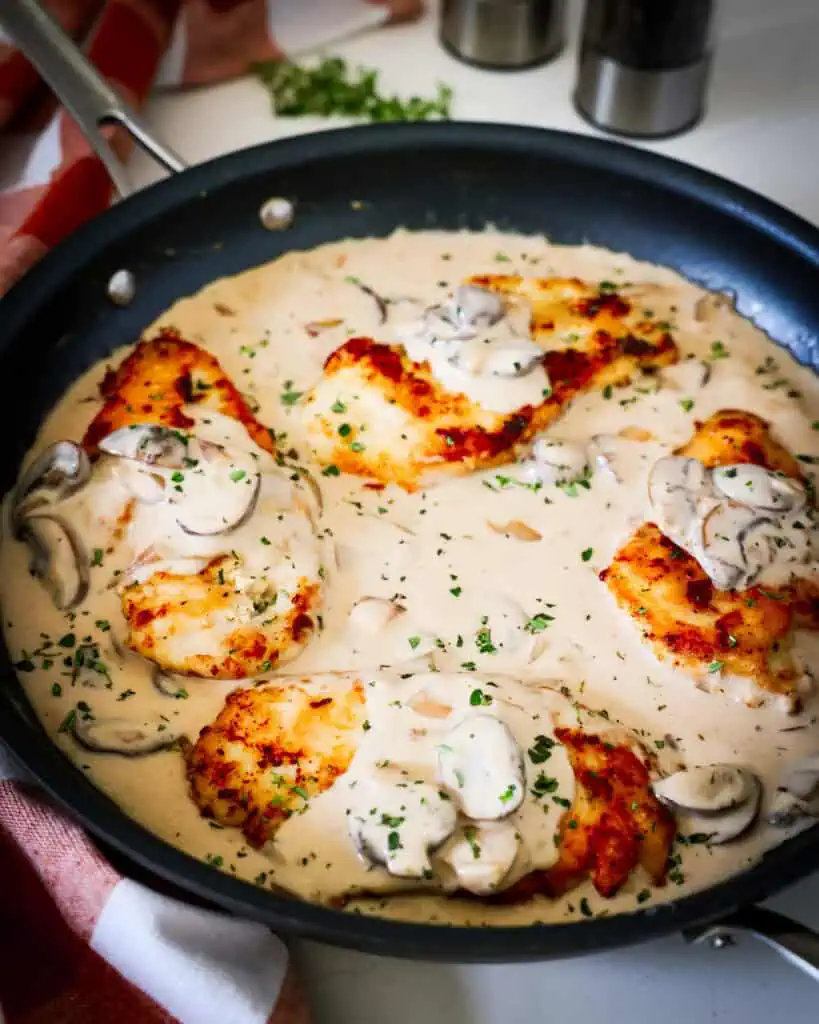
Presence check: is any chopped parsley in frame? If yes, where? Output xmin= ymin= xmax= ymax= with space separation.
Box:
xmin=581 ymin=547 xmax=593 ymax=562
xmin=229 ymin=469 xmax=246 ymax=482
xmin=679 ymin=398 xmax=694 ymax=413
xmin=710 ymin=340 xmax=730 ymax=360
xmin=280 ymin=381 xmax=304 ymax=406
xmin=252 ymin=57 xmax=452 ymax=123
xmin=387 ymin=831 xmax=402 ymax=852
xmin=469 ymin=688 xmax=492 ymax=707
xmin=527 ymin=734 xmax=555 ymax=764
xmin=531 ymin=773 xmax=559 ymax=797
xmin=90 ymin=547 xmax=104 ymax=567
xmin=525 ymin=613 xmax=554 ymax=634
xmin=475 ymin=627 xmax=496 ymax=654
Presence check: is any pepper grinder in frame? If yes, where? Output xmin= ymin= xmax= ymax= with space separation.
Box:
xmin=440 ymin=0 xmax=566 ymax=71
xmin=574 ymin=0 xmax=717 ymax=139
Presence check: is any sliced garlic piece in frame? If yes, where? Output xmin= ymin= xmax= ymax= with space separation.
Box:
xmin=438 ymin=715 xmax=524 ymax=820
xmin=487 ymin=520 xmax=542 ymax=542
xmin=441 ymin=821 xmax=520 ymax=895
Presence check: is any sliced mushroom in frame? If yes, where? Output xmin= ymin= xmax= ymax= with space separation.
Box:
xmin=438 ymin=715 xmax=524 ymax=820
xmin=18 ymin=512 xmax=89 ymax=610
xmin=780 ymin=752 xmax=819 ymax=803
xmin=648 ymin=456 xmax=710 ymax=535
xmin=441 ymin=821 xmax=520 ymax=895
xmin=71 ymin=715 xmax=182 ymax=756
xmin=480 ymin=340 xmax=544 ymax=378
xmin=14 ymin=441 xmax=91 ymax=520
xmin=348 ymin=279 xmax=388 ymax=324
xmin=712 ymin=464 xmax=807 ymax=515
xmin=348 ymin=596 xmax=406 ymax=634
xmin=587 ymin=434 xmax=622 ymax=483
xmin=171 ymin=444 xmax=261 ymax=536
xmin=347 ymin=774 xmax=457 ymax=879
xmin=113 ymin=462 xmax=166 ymax=504
xmin=767 ymin=789 xmax=817 ymax=829
xmin=480 ymin=594 xmax=530 ymax=654
xmin=71 ymin=643 xmax=112 ymax=688
xmin=652 ymin=764 xmax=761 ymax=844
xmin=700 ymin=503 xmax=775 ymax=590
xmin=453 ymin=284 xmax=505 ymax=328
xmin=115 ymin=547 xmax=211 ymax=589
xmin=528 ymin=438 xmax=589 ymax=487
xmin=98 ymin=424 xmax=188 ymax=468
xmin=152 ymin=667 xmax=189 ymax=699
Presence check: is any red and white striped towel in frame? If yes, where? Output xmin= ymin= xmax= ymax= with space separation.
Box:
xmin=0 ymin=0 xmax=423 ymax=294
xmin=0 ymin=3 xmax=424 ymax=1019
xmin=0 ymin=747 xmax=309 ymax=1023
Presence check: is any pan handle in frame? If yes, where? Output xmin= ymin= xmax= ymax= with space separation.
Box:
xmin=685 ymin=905 xmax=819 ymax=984
xmin=0 ymin=0 xmax=187 ymax=198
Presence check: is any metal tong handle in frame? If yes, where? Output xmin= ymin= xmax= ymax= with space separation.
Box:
xmin=0 ymin=0 xmax=186 ymax=197
xmin=685 ymin=905 xmax=819 ymax=983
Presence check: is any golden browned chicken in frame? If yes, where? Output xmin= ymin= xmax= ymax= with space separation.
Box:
xmin=187 ymin=675 xmax=366 ymax=846
xmin=304 ymin=276 xmax=677 ymax=490
xmin=83 ymin=328 xmax=275 ymax=457
xmin=602 ymin=410 xmax=819 ymax=705
xmin=187 ymin=677 xmax=673 ymax=901
xmin=83 ymin=330 xmax=323 ymax=680
xmin=497 ymin=728 xmax=674 ymax=901
xmin=123 ymin=558 xmax=321 ymax=680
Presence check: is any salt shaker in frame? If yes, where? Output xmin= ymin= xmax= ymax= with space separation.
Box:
xmin=440 ymin=0 xmax=566 ymax=70
xmin=574 ymin=0 xmax=717 ymax=139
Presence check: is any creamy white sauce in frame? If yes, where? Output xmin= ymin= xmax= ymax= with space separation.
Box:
xmin=3 ymin=230 xmax=819 ymax=928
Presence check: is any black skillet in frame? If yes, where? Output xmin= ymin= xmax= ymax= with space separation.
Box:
xmin=2 ymin=0 xmax=819 ymax=970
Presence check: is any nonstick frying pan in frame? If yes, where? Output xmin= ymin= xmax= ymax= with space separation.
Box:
xmin=2 ymin=0 xmax=819 ymax=970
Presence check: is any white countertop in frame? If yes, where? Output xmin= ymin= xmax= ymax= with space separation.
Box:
xmin=121 ymin=0 xmax=819 ymax=1020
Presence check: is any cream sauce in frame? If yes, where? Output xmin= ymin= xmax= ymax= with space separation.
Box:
xmin=3 ymin=230 xmax=819 ymax=927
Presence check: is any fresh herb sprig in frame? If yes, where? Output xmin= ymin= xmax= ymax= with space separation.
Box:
xmin=252 ymin=57 xmax=452 ymax=122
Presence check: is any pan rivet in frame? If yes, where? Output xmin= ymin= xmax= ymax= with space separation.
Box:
xmin=259 ymin=197 xmax=295 ymax=231
xmin=107 ymin=269 xmax=136 ymax=306
xmin=710 ymin=933 xmax=734 ymax=950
